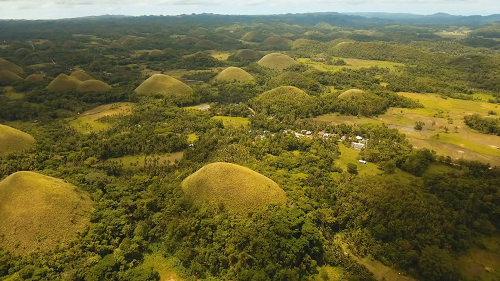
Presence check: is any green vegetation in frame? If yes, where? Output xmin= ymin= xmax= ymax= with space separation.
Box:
xmin=0 ymin=70 xmax=22 ymax=86
xmin=211 ymin=116 xmax=250 ymax=127
xmin=257 ymin=53 xmax=297 ymax=70
xmin=24 ymin=74 xmax=44 ymax=83
xmin=0 ymin=124 xmax=35 ymax=155
xmin=262 ymin=36 xmax=292 ymax=48
xmin=70 ymin=70 xmax=93 ymax=81
xmin=214 ymin=67 xmax=254 ymax=83
xmin=0 ymin=58 xmax=23 ymax=75
xmin=182 ymin=162 xmax=287 ymax=214
xmin=0 ymin=171 xmax=92 ymax=255
xmin=46 ymin=74 xmax=82 ymax=92
xmin=76 ymin=80 xmax=112 ymax=93
xmin=232 ymin=49 xmax=261 ymax=61
xmin=253 ymin=86 xmax=312 ymax=121
xmin=68 ymin=102 xmax=133 ymax=133
xmin=1 ymin=12 xmax=500 ymax=281
xmin=135 ymin=74 xmax=193 ymax=100
xmin=109 ymin=152 xmax=184 ymax=168
xmin=336 ymin=143 xmax=380 ymax=175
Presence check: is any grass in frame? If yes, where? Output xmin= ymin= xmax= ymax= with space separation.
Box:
xmin=315 ymin=93 xmax=500 ymax=166
xmin=68 ymin=102 xmax=133 ymax=133
xmin=187 ymin=133 xmax=198 ymax=143
xmin=108 ymin=152 xmax=184 ymax=168
xmin=458 ymin=246 xmax=500 ymax=281
xmin=258 ymin=53 xmax=297 ymax=70
xmin=182 ymin=162 xmax=287 ymax=215
xmin=47 ymin=74 xmax=82 ymax=92
xmin=297 ymin=57 xmax=404 ymax=72
xmin=434 ymin=31 xmax=469 ymax=39
xmin=314 ymin=114 xmax=381 ymax=126
xmin=135 ymin=74 xmax=193 ymax=98
xmin=25 ymin=74 xmax=45 ymax=84
xmin=70 ymin=70 xmax=92 ymax=81
xmin=338 ymin=89 xmax=365 ymax=99
xmin=255 ymin=86 xmax=311 ymax=110
xmin=141 ymin=254 xmax=184 ymax=281
xmin=3 ymin=86 xmax=25 ymax=100
xmin=423 ymin=163 xmax=459 ymax=176
xmin=184 ymin=104 xmax=210 ymax=111
xmin=208 ymin=50 xmax=231 ymax=60
xmin=0 ymin=124 xmax=35 ymax=155
xmin=212 ymin=116 xmax=250 ymax=128
xmin=0 ymin=171 xmax=92 ymax=255
xmin=430 ymin=133 xmax=500 ymax=157
xmin=262 ymin=36 xmax=292 ymax=47
xmin=76 ymin=80 xmax=112 ymax=93
xmin=235 ymin=49 xmax=261 ymax=61
xmin=195 ymin=40 xmax=217 ymax=48
xmin=214 ymin=67 xmax=254 ymax=83
xmin=336 ymin=143 xmax=380 ymax=175
xmin=310 ymin=266 xmax=345 ymax=281
xmin=0 ymin=58 xmax=23 ymax=75
xmin=0 ymin=70 xmax=22 ymax=86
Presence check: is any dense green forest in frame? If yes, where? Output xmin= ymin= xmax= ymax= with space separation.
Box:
xmin=0 ymin=12 xmax=499 ymax=281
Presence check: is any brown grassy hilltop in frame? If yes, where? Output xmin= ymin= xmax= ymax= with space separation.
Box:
xmin=0 ymin=171 xmax=93 ymax=255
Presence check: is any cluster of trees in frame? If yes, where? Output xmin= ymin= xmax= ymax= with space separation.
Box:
xmin=464 ymin=113 xmax=500 ymax=136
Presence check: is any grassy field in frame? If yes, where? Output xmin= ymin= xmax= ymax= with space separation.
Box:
xmin=68 ymin=102 xmax=133 ymax=133
xmin=142 ymin=254 xmax=184 ymax=281
xmin=184 ymin=103 xmax=210 ymax=111
xmin=212 ymin=116 xmax=250 ymax=128
xmin=108 ymin=152 xmax=184 ymax=168
xmin=0 ymin=124 xmax=36 ymax=155
xmin=297 ymin=57 xmax=404 ymax=72
xmin=182 ymin=162 xmax=287 ymax=215
xmin=2 ymin=86 xmax=25 ymax=100
xmin=208 ymin=50 xmax=231 ymax=60
xmin=310 ymin=266 xmax=345 ymax=281
xmin=336 ymin=143 xmax=380 ymax=175
xmin=0 ymin=171 xmax=92 ymax=255
xmin=458 ymin=245 xmax=500 ymax=281
xmin=187 ymin=133 xmax=198 ymax=143
xmin=315 ymin=93 xmax=500 ymax=166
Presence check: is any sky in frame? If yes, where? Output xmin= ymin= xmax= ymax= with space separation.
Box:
xmin=0 ymin=0 xmax=498 ymax=20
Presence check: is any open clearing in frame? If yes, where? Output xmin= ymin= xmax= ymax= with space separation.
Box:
xmin=310 ymin=266 xmax=345 ymax=281
xmin=315 ymin=93 xmax=500 ymax=166
xmin=211 ymin=116 xmax=250 ymax=127
xmin=2 ymin=86 xmax=25 ymax=100
xmin=297 ymin=57 xmax=404 ymax=72
xmin=458 ymin=247 xmax=500 ymax=281
xmin=141 ymin=254 xmax=184 ymax=281
xmin=336 ymin=143 xmax=380 ymax=175
xmin=68 ymin=102 xmax=133 ymax=133
xmin=108 ymin=152 xmax=184 ymax=168
xmin=208 ymin=50 xmax=231 ymax=60
xmin=187 ymin=133 xmax=198 ymax=143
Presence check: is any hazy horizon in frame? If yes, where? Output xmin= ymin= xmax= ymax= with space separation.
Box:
xmin=0 ymin=0 xmax=498 ymax=20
